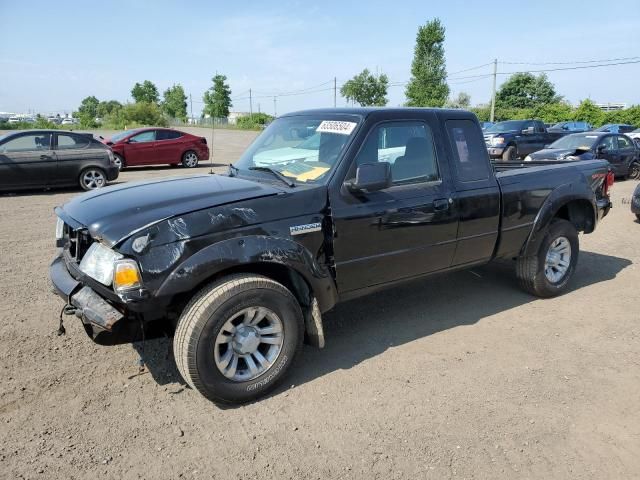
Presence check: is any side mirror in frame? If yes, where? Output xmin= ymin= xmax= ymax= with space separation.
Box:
xmin=344 ymin=162 xmax=391 ymax=194
xmin=521 ymin=127 xmax=535 ymax=135
xmin=596 ymin=144 xmax=607 ymax=154
xmin=543 ymin=144 xmax=551 ymax=148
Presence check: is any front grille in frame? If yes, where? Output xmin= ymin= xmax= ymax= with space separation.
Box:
xmin=66 ymin=227 xmax=93 ymax=262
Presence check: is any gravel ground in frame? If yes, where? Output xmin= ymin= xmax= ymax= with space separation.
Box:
xmin=0 ymin=130 xmax=638 ymax=479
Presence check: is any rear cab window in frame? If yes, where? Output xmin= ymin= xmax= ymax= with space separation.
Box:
xmin=445 ymin=119 xmax=491 ymax=184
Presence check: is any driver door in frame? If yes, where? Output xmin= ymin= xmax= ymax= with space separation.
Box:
xmin=329 ymin=117 xmax=459 ymax=293
xmin=123 ymin=130 xmax=157 ymax=165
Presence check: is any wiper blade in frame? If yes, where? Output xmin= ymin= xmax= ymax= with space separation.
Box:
xmin=249 ymin=166 xmax=296 ymax=187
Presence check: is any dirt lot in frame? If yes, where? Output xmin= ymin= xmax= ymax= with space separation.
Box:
xmin=0 ymin=130 xmax=638 ymax=479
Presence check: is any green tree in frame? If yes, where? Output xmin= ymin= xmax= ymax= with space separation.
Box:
xmin=162 ymin=84 xmax=188 ymax=120
xmin=102 ymin=102 xmax=167 ymax=129
xmin=572 ymin=99 xmax=604 ymax=126
xmin=203 ymin=74 xmax=232 ymax=118
xmin=533 ymin=102 xmax=574 ymax=124
xmin=405 ymin=18 xmax=449 ymax=107
xmin=131 ymin=80 xmax=159 ymax=104
xmin=496 ymin=73 xmax=561 ymax=109
xmin=96 ymin=100 xmax=123 ymax=118
xmin=340 ymin=69 xmax=388 ymax=106
xmin=75 ymin=96 xmax=100 ymax=126
xmin=444 ymin=91 xmax=471 ymax=109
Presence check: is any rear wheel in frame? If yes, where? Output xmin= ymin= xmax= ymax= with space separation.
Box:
xmin=516 ymin=219 xmax=579 ymax=298
xmin=502 ymin=145 xmax=517 ymax=162
xmin=79 ymin=168 xmax=107 ymax=191
xmin=182 ymin=151 xmax=199 ymax=168
xmin=628 ymin=161 xmax=640 ymax=180
xmin=173 ymin=274 xmax=303 ymax=404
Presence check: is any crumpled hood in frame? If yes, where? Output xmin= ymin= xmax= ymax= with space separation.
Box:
xmin=58 ymin=174 xmax=280 ymax=247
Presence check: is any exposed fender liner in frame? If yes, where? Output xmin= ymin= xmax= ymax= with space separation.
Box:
xmin=521 ymin=181 xmax=597 ymax=257
xmin=304 ymin=298 xmax=325 ymax=348
xmin=155 ymin=235 xmax=339 ymax=313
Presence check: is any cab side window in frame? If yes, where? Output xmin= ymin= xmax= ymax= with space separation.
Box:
xmin=0 ymin=133 xmax=52 ymax=152
xmin=157 ymin=130 xmax=183 ymax=141
xmin=352 ymin=121 xmax=439 ymax=185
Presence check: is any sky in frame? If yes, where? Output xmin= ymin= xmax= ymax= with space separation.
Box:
xmin=1 ymin=0 xmax=639 ymax=117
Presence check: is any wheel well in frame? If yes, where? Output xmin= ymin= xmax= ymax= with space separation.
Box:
xmin=170 ymin=263 xmax=313 ymax=319
xmin=554 ymin=199 xmax=595 ymax=233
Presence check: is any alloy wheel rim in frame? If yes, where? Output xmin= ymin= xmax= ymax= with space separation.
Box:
xmin=544 ymin=236 xmax=571 ymax=283
xmin=185 ymin=153 xmax=198 ymax=167
xmin=630 ymin=163 xmax=640 ymax=179
xmin=83 ymin=170 xmax=105 ymax=189
xmin=213 ymin=306 xmax=284 ymax=382
xmin=114 ymin=156 xmax=122 ymax=169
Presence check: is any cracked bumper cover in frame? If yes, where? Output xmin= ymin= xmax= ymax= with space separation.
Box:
xmin=49 ymin=255 xmax=123 ymax=332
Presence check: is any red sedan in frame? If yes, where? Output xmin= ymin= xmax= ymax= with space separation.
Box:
xmin=104 ymin=128 xmax=209 ymax=169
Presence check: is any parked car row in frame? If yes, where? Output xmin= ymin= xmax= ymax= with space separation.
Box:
xmin=0 ymin=127 xmax=210 ymax=192
xmin=484 ymin=119 xmax=640 ymax=179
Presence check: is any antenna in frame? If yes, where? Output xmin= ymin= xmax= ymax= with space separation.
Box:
xmin=210 ymin=113 xmax=215 ymax=174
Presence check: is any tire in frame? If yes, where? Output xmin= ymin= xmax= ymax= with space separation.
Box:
xmin=79 ymin=167 xmax=107 ymax=191
xmin=173 ymin=274 xmax=304 ymax=404
xmin=502 ymin=145 xmax=517 ymax=162
xmin=628 ymin=161 xmax=640 ymax=180
xmin=516 ymin=219 xmax=579 ymax=298
xmin=182 ymin=150 xmax=199 ymax=168
xmin=113 ymin=153 xmax=125 ymax=170
xmin=636 ymin=214 xmax=640 ymax=222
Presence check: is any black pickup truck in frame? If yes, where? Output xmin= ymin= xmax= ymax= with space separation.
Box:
xmin=484 ymin=119 xmax=567 ymax=161
xmin=50 ymin=108 xmax=613 ymax=404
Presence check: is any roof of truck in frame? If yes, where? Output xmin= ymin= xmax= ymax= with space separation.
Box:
xmin=282 ymin=107 xmax=477 ymax=118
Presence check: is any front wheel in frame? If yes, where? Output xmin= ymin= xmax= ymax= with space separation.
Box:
xmin=173 ymin=274 xmax=303 ymax=404
xmin=516 ymin=219 xmax=579 ymax=298
xmin=502 ymin=145 xmax=517 ymax=162
xmin=79 ymin=168 xmax=107 ymax=191
xmin=113 ymin=153 xmax=125 ymax=170
xmin=628 ymin=161 xmax=640 ymax=180
xmin=182 ymin=151 xmax=199 ymax=168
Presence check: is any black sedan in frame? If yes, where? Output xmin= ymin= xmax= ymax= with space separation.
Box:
xmin=525 ymin=132 xmax=640 ymax=179
xmin=0 ymin=130 xmax=119 ymax=192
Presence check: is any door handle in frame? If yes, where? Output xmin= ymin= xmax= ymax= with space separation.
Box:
xmin=433 ymin=198 xmax=451 ymax=211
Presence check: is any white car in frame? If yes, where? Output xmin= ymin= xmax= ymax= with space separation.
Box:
xmin=61 ymin=118 xmax=78 ymax=125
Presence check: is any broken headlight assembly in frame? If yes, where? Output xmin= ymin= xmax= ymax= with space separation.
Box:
xmin=79 ymin=242 xmax=123 ymax=286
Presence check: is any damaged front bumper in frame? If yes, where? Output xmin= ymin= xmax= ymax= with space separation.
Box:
xmin=49 ymin=254 xmax=139 ymax=344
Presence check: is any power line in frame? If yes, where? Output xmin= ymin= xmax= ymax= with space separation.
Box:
xmin=448 ymin=62 xmax=493 ymax=76
xmin=497 ymin=59 xmax=640 ymax=75
xmin=500 ymin=56 xmax=640 ymax=65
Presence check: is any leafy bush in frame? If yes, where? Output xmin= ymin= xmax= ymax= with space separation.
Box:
xmin=102 ymin=102 xmax=168 ymax=129
xmin=236 ymin=113 xmax=273 ymax=130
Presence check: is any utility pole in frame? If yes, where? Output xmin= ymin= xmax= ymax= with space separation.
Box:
xmin=189 ymin=93 xmax=193 ymax=124
xmin=258 ymin=103 xmax=261 ymax=114
xmin=334 ymin=77 xmax=337 ymax=107
xmin=490 ymin=58 xmax=497 ymax=123
xmin=249 ymin=88 xmax=253 ymax=119
xmin=273 ymin=96 xmax=277 ymax=117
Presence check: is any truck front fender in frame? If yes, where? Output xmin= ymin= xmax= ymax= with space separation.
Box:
xmin=155 ymin=235 xmax=338 ymax=313
xmin=521 ymin=181 xmax=597 ymax=257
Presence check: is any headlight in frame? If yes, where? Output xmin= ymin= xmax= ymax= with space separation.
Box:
xmin=55 ymin=217 xmax=64 ymax=240
xmin=113 ymin=260 xmax=142 ymax=292
xmin=524 ymin=155 xmax=532 ymax=162
xmin=490 ymin=137 xmax=505 ymax=146
xmin=79 ymin=242 xmax=123 ymax=285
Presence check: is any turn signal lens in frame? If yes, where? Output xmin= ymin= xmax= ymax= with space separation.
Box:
xmin=113 ymin=260 xmax=142 ymax=292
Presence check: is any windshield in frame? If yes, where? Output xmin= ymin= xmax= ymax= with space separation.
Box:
xmin=110 ymin=129 xmax=138 ymax=142
xmin=549 ymin=134 xmax=599 ymax=150
xmin=485 ymin=120 xmax=526 ymax=133
xmin=233 ymin=115 xmax=360 ymax=184
xmin=595 ymin=124 xmax=615 ymax=132
xmin=550 ymin=122 xmax=569 ymax=129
